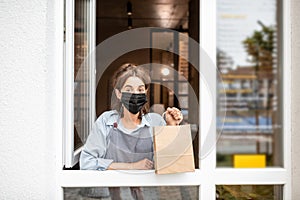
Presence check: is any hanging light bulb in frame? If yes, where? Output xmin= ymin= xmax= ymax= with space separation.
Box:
xmin=161 ymin=68 xmax=170 ymax=76
xmin=127 ymin=1 xmax=132 ymax=16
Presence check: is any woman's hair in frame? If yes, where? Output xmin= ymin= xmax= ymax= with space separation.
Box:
xmin=111 ymin=63 xmax=151 ymax=118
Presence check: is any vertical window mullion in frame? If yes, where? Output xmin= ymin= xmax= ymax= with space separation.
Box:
xmin=282 ymin=0 xmax=292 ymax=198
xmin=89 ymin=0 xmax=96 ymax=126
xmin=200 ymin=0 xmax=217 ymax=199
xmin=65 ymin=0 xmax=75 ymax=168
xmin=64 ymin=0 xmax=96 ymax=168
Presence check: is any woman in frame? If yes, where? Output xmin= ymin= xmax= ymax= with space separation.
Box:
xmin=80 ymin=63 xmax=183 ymax=170
xmin=80 ymin=63 xmax=183 ymax=199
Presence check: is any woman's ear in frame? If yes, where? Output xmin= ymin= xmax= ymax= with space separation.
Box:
xmin=115 ymin=89 xmax=122 ymax=100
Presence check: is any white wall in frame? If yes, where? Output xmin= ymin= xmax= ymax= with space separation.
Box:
xmin=0 ymin=0 xmax=299 ymax=199
xmin=291 ymin=0 xmax=300 ymax=198
xmin=0 ymin=0 xmax=62 ymax=199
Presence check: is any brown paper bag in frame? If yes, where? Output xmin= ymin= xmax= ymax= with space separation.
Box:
xmin=153 ymin=124 xmax=195 ymax=174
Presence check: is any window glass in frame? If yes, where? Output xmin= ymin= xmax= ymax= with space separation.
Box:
xmin=150 ymin=30 xmax=199 ymax=167
xmin=216 ymin=185 xmax=283 ymax=200
xmin=216 ymin=0 xmax=283 ymax=167
xmin=74 ymin=0 xmax=93 ymax=150
xmin=64 ymin=186 xmax=199 ymax=200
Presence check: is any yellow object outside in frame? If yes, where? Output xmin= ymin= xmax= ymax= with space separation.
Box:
xmin=233 ymin=154 xmax=266 ymax=168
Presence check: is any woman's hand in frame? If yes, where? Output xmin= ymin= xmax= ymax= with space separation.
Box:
xmin=164 ymin=107 xmax=183 ymax=126
xmin=132 ymin=158 xmax=154 ymax=170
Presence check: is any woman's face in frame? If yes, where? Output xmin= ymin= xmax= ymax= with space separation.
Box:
xmin=115 ymin=76 xmax=146 ymax=100
xmin=120 ymin=76 xmax=146 ymax=94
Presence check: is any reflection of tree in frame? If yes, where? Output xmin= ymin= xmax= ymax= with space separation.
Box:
xmin=243 ymin=21 xmax=275 ymax=71
xmin=217 ymin=185 xmax=276 ymax=200
xmin=242 ymin=21 xmax=275 ymax=155
xmin=217 ymin=48 xmax=234 ymax=73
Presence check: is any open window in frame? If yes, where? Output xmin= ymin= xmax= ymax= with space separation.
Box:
xmin=62 ymin=0 xmax=291 ymax=199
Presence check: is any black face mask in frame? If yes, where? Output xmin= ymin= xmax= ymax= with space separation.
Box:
xmin=121 ymin=92 xmax=147 ymax=114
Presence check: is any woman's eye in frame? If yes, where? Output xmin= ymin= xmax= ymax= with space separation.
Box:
xmin=139 ymin=88 xmax=145 ymax=92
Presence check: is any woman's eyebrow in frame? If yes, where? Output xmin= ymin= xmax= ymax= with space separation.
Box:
xmin=123 ymin=85 xmax=133 ymax=88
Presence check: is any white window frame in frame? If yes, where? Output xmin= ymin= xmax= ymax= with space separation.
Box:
xmin=64 ymin=0 xmax=96 ymax=168
xmin=55 ymin=0 xmax=292 ymax=199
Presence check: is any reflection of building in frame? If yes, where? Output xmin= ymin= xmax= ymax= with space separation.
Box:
xmin=218 ymin=66 xmax=279 ymax=162
xmin=219 ymin=66 xmax=277 ymax=111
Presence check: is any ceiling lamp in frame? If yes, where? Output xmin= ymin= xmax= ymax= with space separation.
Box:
xmin=161 ymin=68 xmax=170 ymax=76
xmin=127 ymin=1 xmax=132 ymax=16
xmin=127 ymin=1 xmax=133 ymax=29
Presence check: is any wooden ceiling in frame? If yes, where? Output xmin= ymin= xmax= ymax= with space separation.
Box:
xmin=97 ymin=0 xmax=189 ymax=29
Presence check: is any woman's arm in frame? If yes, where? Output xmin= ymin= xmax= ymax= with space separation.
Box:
xmin=80 ymin=112 xmax=114 ymax=170
xmin=80 ymin=148 xmax=113 ymax=170
xmin=108 ymin=158 xmax=154 ymax=170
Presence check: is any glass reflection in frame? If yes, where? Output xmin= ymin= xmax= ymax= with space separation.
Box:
xmin=64 ymin=186 xmax=199 ymax=200
xmin=216 ymin=185 xmax=283 ymax=200
xmin=216 ymin=0 xmax=282 ymax=167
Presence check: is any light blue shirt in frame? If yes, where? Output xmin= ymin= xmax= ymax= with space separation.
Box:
xmin=80 ymin=110 xmax=166 ymax=170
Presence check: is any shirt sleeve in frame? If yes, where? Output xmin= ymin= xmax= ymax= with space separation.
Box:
xmin=80 ymin=113 xmax=114 ymax=170
xmin=148 ymin=112 xmax=166 ymax=126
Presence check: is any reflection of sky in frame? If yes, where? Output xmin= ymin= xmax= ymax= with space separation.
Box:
xmin=217 ymin=116 xmax=272 ymax=131
xmin=217 ymin=0 xmax=276 ymax=68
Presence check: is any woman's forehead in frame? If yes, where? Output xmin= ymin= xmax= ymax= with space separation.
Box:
xmin=123 ymin=76 xmax=145 ymax=87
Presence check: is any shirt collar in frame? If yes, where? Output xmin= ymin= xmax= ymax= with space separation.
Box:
xmin=105 ymin=110 xmax=119 ymax=126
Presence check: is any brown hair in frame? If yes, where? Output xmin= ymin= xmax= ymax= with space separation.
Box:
xmin=111 ymin=63 xmax=151 ymax=118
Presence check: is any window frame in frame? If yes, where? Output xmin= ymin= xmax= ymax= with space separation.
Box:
xmin=64 ymin=0 xmax=96 ymax=168
xmin=57 ymin=0 xmax=292 ymax=199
